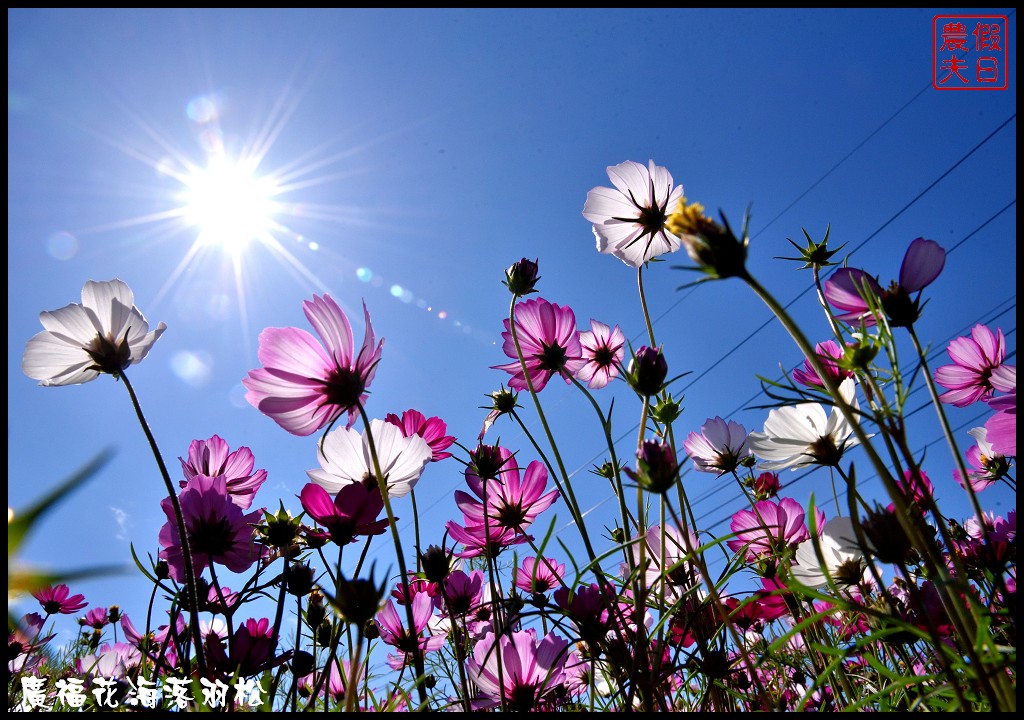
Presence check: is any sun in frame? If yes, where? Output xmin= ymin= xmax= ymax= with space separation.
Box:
xmin=179 ymin=155 xmax=280 ymax=254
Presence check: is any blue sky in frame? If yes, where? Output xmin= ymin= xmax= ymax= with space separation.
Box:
xmin=8 ymin=8 xmax=1016 ymax=636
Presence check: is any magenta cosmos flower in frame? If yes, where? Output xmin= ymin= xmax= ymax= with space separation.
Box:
xmin=456 ymin=447 xmax=558 ymax=536
xmin=243 ymin=294 xmax=383 ymax=436
xmin=824 ymin=237 xmax=945 ymax=327
xmin=22 ymin=279 xmax=166 ymax=386
xmin=933 ymin=324 xmax=1015 ymax=407
xmin=158 ymin=474 xmax=264 ymax=583
xmin=466 ymin=628 xmax=571 ymax=711
xmin=728 ymin=497 xmax=823 ymax=562
xmin=306 ymin=418 xmax=431 ymax=499
xmin=492 ymin=297 xmax=585 ymax=392
xmin=792 ymin=340 xmax=854 ymax=388
xmin=582 ymin=160 xmax=685 ymax=268
xmin=684 ymin=416 xmax=753 ymax=475
xmin=985 ymin=390 xmax=1016 ymax=457
xmin=514 ymin=557 xmax=565 ymax=594
xmin=299 ymin=482 xmax=389 ymax=546
xmin=576 ymin=319 xmax=625 ymax=389
xmin=374 ymin=592 xmax=447 ymax=671
xmin=32 ymin=584 xmax=88 ymax=616
xmin=179 ymin=435 xmax=267 ymax=510
xmin=384 ymin=409 xmax=456 ymax=461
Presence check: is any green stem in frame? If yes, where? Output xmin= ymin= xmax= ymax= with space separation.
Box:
xmin=356 ymin=404 xmax=428 ymax=708
xmin=119 ymin=370 xmax=206 ymax=677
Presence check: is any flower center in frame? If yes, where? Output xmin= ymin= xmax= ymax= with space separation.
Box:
xmin=507 ymin=682 xmax=540 ymax=712
xmin=322 ymin=367 xmax=365 ymax=410
xmin=493 ymin=501 xmax=528 ymax=530
xmin=86 ymin=333 xmax=133 ymax=376
xmin=593 ymin=346 xmax=615 ymax=368
xmin=808 ymin=436 xmax=843 ymax=467
xmin=537 ymin=342 xmax=567 ymax=372
xmin=190 ymin=516 xmax=237 ymax=558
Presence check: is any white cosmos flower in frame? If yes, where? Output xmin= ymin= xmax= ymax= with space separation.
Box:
xmin=22 ymin=279 xmax=166 ymax=386
xmin=582 ymin=160 xmax=684 ymax=268
xmin=747 ymin=378 xmax=860 ymax=471
xmin=789 ymin=516 xmax=868 ymax=588
xmin=307 ymin=418 xmax=431 ymax=499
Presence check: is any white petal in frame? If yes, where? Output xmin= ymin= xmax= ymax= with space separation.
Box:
xmin=21 ymin=331 xmax=98 ymax=385
xmin=82 ymin=279 xmax=134 ymax=338
xmin=39 ymin=304 xmax=102 ymax=346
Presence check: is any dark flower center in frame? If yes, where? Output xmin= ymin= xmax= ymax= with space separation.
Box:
xmin=593 ymin=346 xmax=615 ymax=368
xmin=191 ymin=516 xmax=238 ymax=558
xmin=637 ymin=203 xmax=668 ymax=234
xmin=86 ymin=333 xmax=133 ymax=376
xmin=833 ymin=558 xmax=866 ymax=587
xmin=322 ymin=367 xmax=365 ymax=410
xmin=537 ymin=342 xmax=567 ymax=372
xmin=808 ymin=436 xmax=843 ymax=467
xmin=493 ymin=502 xmax=528 ymax=530
xmin=508 ymin=683 xmax=540 ymax=712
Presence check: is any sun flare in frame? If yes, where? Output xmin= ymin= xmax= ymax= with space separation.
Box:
xmin=180 ymin=157 xmax=279 ymax=253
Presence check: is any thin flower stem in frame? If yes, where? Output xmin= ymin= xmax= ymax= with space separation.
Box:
xmin=344 ymin=631 xmax=365 ymax=712
xmin=410 ymin=488 xmax=423 ymax=572
xmin=356 ymin=403 xmax=428 ymax=708
xmin=118 ymin=370 xmax=206 ymax=677
xmin=637 ymin=266 xmax=657 ymax=347
xmin=567 ymin=374 xmax=637 ymax=557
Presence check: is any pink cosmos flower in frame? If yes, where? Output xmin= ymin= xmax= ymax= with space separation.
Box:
xmin=243 ymin=295 xmax=383 ymax=436
xmin=514 ymin=557 xmax=565 ymax=595
xmin=445 ymin=517 xmax=532 ymax=559
xmin=576 ymin=319 xmax=625 ymax=389
xmin=77 ymin=642 xmax=142 ymax=679
xmin=582 ymin=160 xmax=685 ymax=268
xmin=178 ymin=434 xmax=267 ymax=510
xmin=32 ymin=584 xmax=88 ymax=616
xmin=823 ymin=238 xmax=945 ymax=327
xmin=22 ymin=279 xmax=166 ymax=386
xmin=684 ymin=416 xmax=753 ymax=475
xmin=82 ymin=606 xmax=111 ymax=630
xmin=374 ymin=592 xmax=447 ymax=671
xmin=934 ymin=324 xmax=1014 ymax=407
xmin=456 ymin=449 xmax=559 ymax=536
xmin=384 ymin=409 xmax=456 ymax=461
xmin=306 ymin=418 xmax=431 ymax=499
xmin=895 ymin=469 xmax=934 ymax=505
xmin=792 ymin=340 xmax=854 ymax=388
xmin=436 ymin=569 xmax=484 ymax=617
xmin=299 ymin=482 xmax=389 ymax=546
xmin=953 ymin=427 xmax=1011 ymax=492
xmin=206 ymin=617 xmax=290 ymax=678
xmin=985 ymin=391 xmax=1016 ymax=457
xmin=158 ymin=474 xmax=264 ymax=583
xmin=492 ymin=297 xmax=585 ymax=392
xmin=728 ymin=497 xmax=822 ymax=562
xmin=466 ymin=628 xmax=571 ymax=711
xmin=622 ymin=524 xmax=701 ymax=601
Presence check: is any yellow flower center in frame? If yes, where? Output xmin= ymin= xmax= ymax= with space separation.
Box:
xmin=666 ymin=197 xmax=718 ymax=237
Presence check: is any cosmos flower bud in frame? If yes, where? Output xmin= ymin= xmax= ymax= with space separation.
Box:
xmin=503 ymin=258 xmax=540 ymax=297
xmin=624 ymin=439 xmax=679 ymax=494
xmin=420 ymin=545 xmax=454 ymax=584
xmin=626 ymin=345 xmax=668 ymax=397
xmin=284 ymin=562 xmax=316 ymax=597
xmin=651 ymin=393 xmax=684 ymax=424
